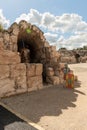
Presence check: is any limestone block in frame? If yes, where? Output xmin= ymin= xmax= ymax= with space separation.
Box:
xmin=12 ymin=42 xmax=18 ymax=52
xmin=0 ymin=37 xmax=3 ymax=42
xmin=7 ymin=42 xmax=13 ymax=51
xmin=19 ymin=20 xmax=29 ymax=29
xmin=15 ymin=75 xmax=27 ymax=93
xmin=0 ymin=65 xmax=9 ymax=80
xmin=45 ymin=47 xmax=51 ymax=53
xmin=71 ymin=57 xmax=76 ymax=63
xmin=28 ymin=86 xmax=38 ymax=92
xmin=3 ymin=32 xmax=10 ymax=42
xmin=12 ymin=28 xmax=19 ymax=35
xmin=44 ymin=41 xmax=49 ymax=47
xmin=35 ymin=64 xmax=43 ymax=76
xmin=50 ymin=46 xmax=56 ymax=51
xmin=0 ymin=78 xmax=15 ymax=98
xmin=0 ymin=32 xmax=2 ymax=37
xmin=46 ymin=51 xmax=50 ymax=59
xmin=8 ymin=23 xmax=19 ymax=35
xmin=59 ymin=78 xmax=64 ymax=84
xmin=10 ymin=35 xmax=18 ymax=51
xmin=46 ymin=67 xmax=54 ymax=76
xmin=0 ymin=41 xmax=4 ymax=50
xmin=10 ymin=35 xmax=17 ymax=43
xmin=61 ymin=57 xmax=70 ymax=63
xmin=59 ymin=63 xmax=65 ymax=69
xmin=59 ymin=70 xmax=64 ymax=79
xmin=54 ymin=70 xmax=59 ymax=76
xmin=10 ymin=64 xmax=27 ymax=94
xmin=27 ymin=76 xmax=43 ymax=90
xmin=81 ymin=56 xmax=87 ymax=63
xmin=26 ymin=63 xmax=36 ymax=77
xmin=46 ymin=76 xmax=60 ymax=85
xmin=50 ymin=51 xmax=60 ymax=59
xmin=10 ymin=63 xmax=26 ymax=78
xmin=32 ymin=25 xmax=39 ymax=31
xmin=0 ymin=50 xmax=21 ymax=65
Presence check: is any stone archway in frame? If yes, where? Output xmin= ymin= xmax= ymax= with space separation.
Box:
xmin=2 ymin=20 xmax=61 ymax=86
xmin=17 ymin=27 xmax=44 ymax=63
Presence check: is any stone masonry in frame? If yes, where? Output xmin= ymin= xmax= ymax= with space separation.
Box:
xmin=0 ymin=20 xmax=63 ymax=98
xmin=59 ymin=48 xmax=87 ymax=63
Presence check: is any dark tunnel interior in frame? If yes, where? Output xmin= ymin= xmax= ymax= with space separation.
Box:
xmin=17 ymin=30 xmax=47 ymax=82
xmin=17 ymin=30 xmax=41 ymax=63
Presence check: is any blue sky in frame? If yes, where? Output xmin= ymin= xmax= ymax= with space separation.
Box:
xmin=0 ymin=0 xmax=87 ymax=49
xmin=0 ymin=0 xmax=87 ymax=23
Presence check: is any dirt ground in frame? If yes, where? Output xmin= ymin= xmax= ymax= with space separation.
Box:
xmin=1 ymin=63 xmax=87 ymax=130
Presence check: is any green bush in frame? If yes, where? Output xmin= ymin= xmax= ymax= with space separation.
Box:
xmin=0 ymin=24 xmax=3 ymax=32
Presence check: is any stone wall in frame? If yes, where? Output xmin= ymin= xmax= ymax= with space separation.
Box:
xmin=0 ymin=20 xmax=63 ymax=98
xmin=59 ymin=49 xmax=87 ymax=63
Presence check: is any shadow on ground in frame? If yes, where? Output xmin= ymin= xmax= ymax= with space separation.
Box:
xmin=0 ymin=106 xmax=23 ymax=130
xmin=0 ymin=80 xmax=85 ymax=124
xmin=0 ymin=106 xmax=37 ymax=130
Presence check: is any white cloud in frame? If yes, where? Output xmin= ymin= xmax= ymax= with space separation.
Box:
xmin=56 ymin=33 xmax=87 ymax=50
xmin=44 ymin=32 xmax=58 ymax=43
xmin=15 ymin=9 xmax=87 ymax=50
xmin=0 ymin=9 xmax=10 ymax=28
xmin=15 ymin=9 xmax=42 ymax=25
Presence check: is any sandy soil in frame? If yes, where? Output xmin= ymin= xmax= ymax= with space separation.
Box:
xmin=1 ymin=63 xmax=87 ymax=130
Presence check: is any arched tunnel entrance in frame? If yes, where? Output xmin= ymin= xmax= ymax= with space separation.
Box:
xmin=17 ymin=29 xmax=46 ymax=82
xmin=17 ymin=29 xmax=42 ymax=63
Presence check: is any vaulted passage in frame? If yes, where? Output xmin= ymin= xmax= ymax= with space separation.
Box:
xmin=17 ymin=28 xmax=47 ymax=82
xmin=0 ymin=20 xmax=61 ymax=98
xmin=17 ymin=29 xmax=43 ymax=63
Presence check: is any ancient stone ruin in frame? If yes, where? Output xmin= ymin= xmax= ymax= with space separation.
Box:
xmin=59 ymin=48 xmax=87 ymax=64
xmin=0 ymin=20 xmax=63 ymax=98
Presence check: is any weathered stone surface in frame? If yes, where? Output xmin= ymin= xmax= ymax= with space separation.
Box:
xmin=59 ymin=70 xmax=64 ymax=79
xmin=26 ymin=63 xmax=36 ymax=77
xmin=59 ymin=48 xmax=87 ymax=63
xmin=27 ymin=76 xmax=43 ymax=90
xmin=10 ymin=35 xmax=17 ymax=43
xmin=59 ymin=70 xmax=64 ymax=84
xmin=0 ymin=20 xmax=67 ymax=94
xmin=35 ymin=64 xmax=43 ymax=76
xmin=19 ymin=20 xmax=29 ymax=29
xmin=10 ymin=35 xmax=18 ymax=51
xmin=10 ymin=63 xmax=26 ymax=78
xmin=0 ymin=41 xmax=4 ymax=50
xmin=81 ymin=56 xmax=87 ymax=63
xmin=12 ymin=27 xmax=19 ymax=36
xmin=46 ymin=67 xmax=54 ymax=76
xmin=50 ymin=46 xmax=56 ymax=52
xmin=10 ymin=64 xmax=27 ymax=94
xmin=8 ymin=22 xmax=19 ymax=35
xmin=15 ymin=75 xmax=27 ymax=93
xmin=0 ymin=65 xmax=9 ymax=80
xmin=59 ymin=63 xmax=65 ymax=69
xmin=0 ymin=50 xmax=21 ymax=65
xmin=3 ymin=32 xmax=10 ymax=42
xmin=0 ymin=78 xmax=15 ymax=98
xmin=46 ymin=76 xmax=60 ymax=85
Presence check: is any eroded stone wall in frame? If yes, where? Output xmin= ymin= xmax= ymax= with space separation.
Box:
xmin=0 ymin=20 xmax=63 ymax=98
xmin=59 ymin=49 xmax=87 ymax=63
